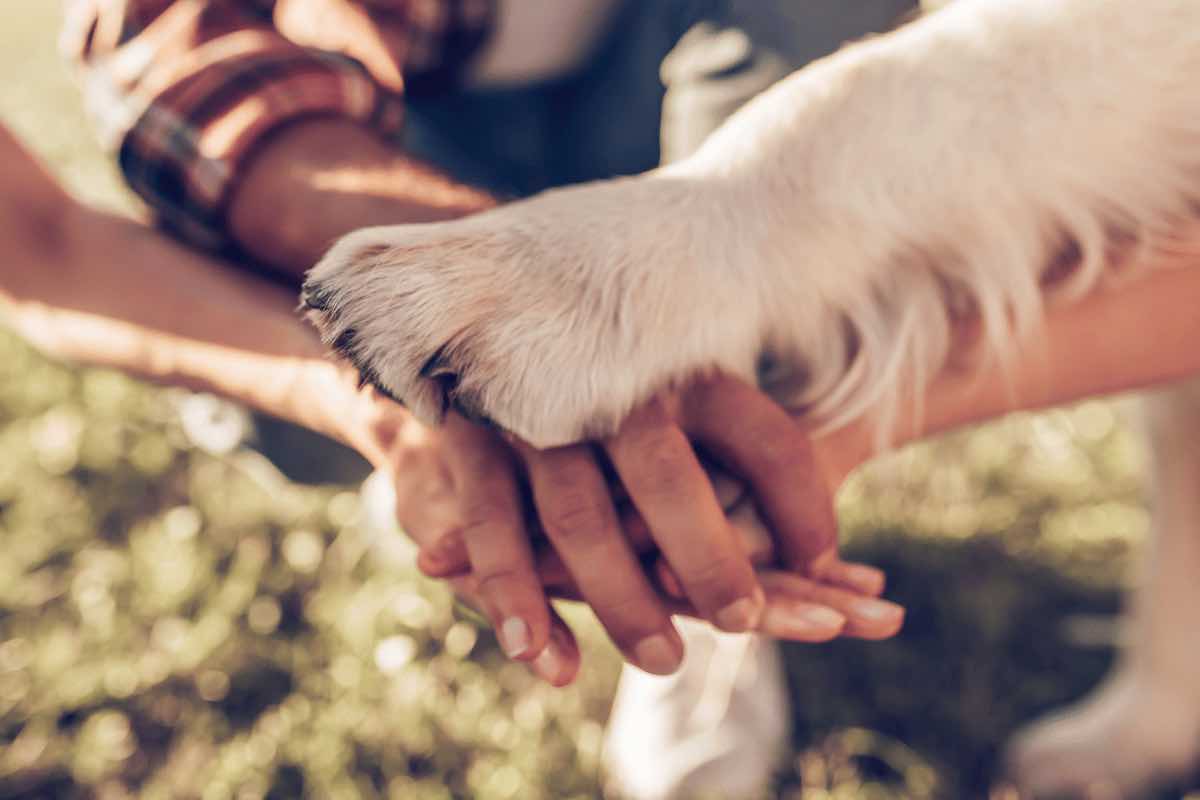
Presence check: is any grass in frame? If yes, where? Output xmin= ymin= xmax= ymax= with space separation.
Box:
xmin=0 ymin=3 xmax=1193 ymax=798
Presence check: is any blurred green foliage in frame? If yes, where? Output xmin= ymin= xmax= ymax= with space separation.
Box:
xmin=0 ymin=3 xmax=1195 ymax=799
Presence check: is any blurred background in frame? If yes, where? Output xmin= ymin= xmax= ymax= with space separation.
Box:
xmin=0 ymin=3 xmax=1192 ymax=799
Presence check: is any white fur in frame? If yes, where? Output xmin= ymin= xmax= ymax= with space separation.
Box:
xmin=307 ymin=0 xmax=1200 ymax=449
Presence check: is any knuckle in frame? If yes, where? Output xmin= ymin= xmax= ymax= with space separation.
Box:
xmin=456 ymin=444 xmax=504 ymax=478
xmin=631 ymin=426 xmax=686 ymax=463
xmin=538 ymin=452 xmax=598 ymax=492
xmin=680 ymin=553 xmax=739 ymax=598
xmin=542 ymin=493 xmax=613 ymax=544
xmin=596 ymin=596 xmax=663 ymax=643
xmin=625 ymin=439 xmax=693 ymax=497
xmin=458 ymin=496 xmax=517 ymax=530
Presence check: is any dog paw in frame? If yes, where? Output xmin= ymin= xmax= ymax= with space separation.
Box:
xmin=1005 ymin=672 xmax=1200 ymax=798
xmin=302 ymin=174 xmax=769 ymax=447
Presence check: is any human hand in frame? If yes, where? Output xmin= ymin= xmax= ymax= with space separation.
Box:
xmin=406 ymin=374 xmax=904 ymax=682
xmin=321 ymin=361 xmax=901 ymax=684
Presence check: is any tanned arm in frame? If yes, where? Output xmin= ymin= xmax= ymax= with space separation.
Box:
xmin=227 ymin=119 xmax=496 ymax=277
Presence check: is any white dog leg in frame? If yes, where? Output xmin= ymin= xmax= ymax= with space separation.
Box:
xmin=306 ymin=0 xmax=1200 ymax=449
xmin=1008 ymin=380 xmax=1200 ymax=797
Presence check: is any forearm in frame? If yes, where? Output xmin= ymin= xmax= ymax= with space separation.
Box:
xmin=228 ymin=119 xmax=498 ymax=277
xmin=916 ymin=269 xmax=1200 ymax=438
xmin=0 ymin=168 xmax=384 ymax=462
xmin=818 ymin=256 xmax=1200 ymax=486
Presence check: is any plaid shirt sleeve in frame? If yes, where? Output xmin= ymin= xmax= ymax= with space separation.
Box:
xmin=62 ymin=0 xmax=494 ymax=250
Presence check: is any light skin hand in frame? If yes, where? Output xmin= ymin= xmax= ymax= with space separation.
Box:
xmin=374 ymin=411 xmax=581 ymax=686
xmin=392 ymin=392 xmax=891 ymax=679
xmin=419 ymin=374 xmax=907 ymax=667
xmin=332 ymin=370 xmax=892 ymax=681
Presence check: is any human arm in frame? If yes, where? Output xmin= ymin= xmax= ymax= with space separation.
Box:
xmin=818 ymin=241 xmax=1200 ymax=487
xmin=63 ymin=0 xmax=497 ymax=274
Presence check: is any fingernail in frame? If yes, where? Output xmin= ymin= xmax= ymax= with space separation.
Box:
xmin=632 ymin=634 xmax=681 ymax=674
xmin=500 ymin=617 xmax=531 ymax=659
xmin=851 ymin=598 xmax=904 ymax=622
xmin=764 ymin=604 xmax=844 ymax=634
xmin=845 ymin=565 xmax=885 ymax=593
xmin=802 ymin=606 xmax=846 ymax=628
xmin=714 ymin=590 xmax=765 ymax=632
xmin=532 ymin=632 xmax=569 ymax=686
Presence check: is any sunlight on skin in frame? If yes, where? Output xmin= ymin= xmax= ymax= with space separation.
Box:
xmin=818 ymin=245 xmax=1200 ymax=490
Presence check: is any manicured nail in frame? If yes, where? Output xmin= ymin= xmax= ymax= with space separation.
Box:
xmin=632 ymin=634 xmax=681 ymax=674
xmin=532 ymin=631 xmax=570 ymax=686
xmin=714 ymin=590 xmax=765 ymax=632
xmin=802 ymin=606 xmax=847 ymax=628
xmin=764 ymin=604 xmax=845 ymax=635
xmin=851 ymin=598 xmax=904 ymax=622
xmin=500 ymin=617 xmax=531 ymax=659
xmin=844 ymin=565 xmax=885 ymax=594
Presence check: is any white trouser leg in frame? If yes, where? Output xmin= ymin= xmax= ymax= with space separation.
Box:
xmin=604 ymin=619 xmax=790 ymax=800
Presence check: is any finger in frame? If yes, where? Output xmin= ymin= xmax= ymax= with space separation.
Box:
xmin=626 ymin=498 xmax=776 ymax=597
xmin=526 ymin=607 xmax=581 ymax=687
xmin=441 ymin=413 xmax=551 ymax=661
xmin=656 ymin=559 xmax=686 ymax=600
xmin=428 ymin=544 xmax=585 ymax=600
xmin=757 ymin=596 xmax=848 ymax=642
xmin=518 ymin=440 xmax=684 ymax=675
xmin=657 ymin=557 xmax=883 ymax=639
xmin=417 ymin=531 xmax=471 ymax=578
xmin=811 ymin=551 xmax=887 ymax=597
xmin=759 ymin=571 xmax=905 ymax=640
xmin=724 ymin=494 xmax=803 ymax=566
xmin=638 ymin=508 xmax=875 ymax=607
xmin=418 ymin=530 xmax=588 ymax=589
xmin=412 ymin=498 xmax=801 ymax=602
xmin=445 ymin=576 xmax=579 ymax=683
xmin=534 ymin=547 xmax=574 ymax=588
xmin=545 ymin=584 xmax=585 ymax=602
xmin=605 ymin=400 xmax=764 ymax=633
xmin=724 ymin=495 xmax=883 ymax=595
xmin=657 ymin=585 xmax=847 ymax=643
xmin=417 ymin=524 xmax=671 ymax=598
xmin=681 ymin=375 xmax=837 ymax=572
